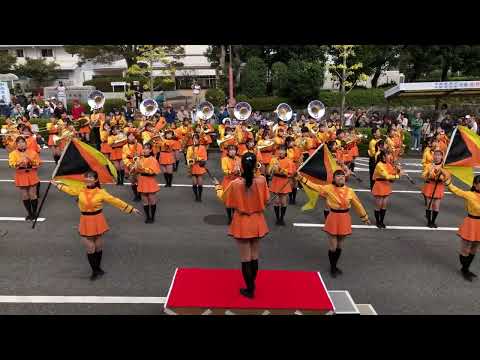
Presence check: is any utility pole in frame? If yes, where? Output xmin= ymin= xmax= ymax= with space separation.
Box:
xmin=228 ymin=45 xmax=235 ymax=108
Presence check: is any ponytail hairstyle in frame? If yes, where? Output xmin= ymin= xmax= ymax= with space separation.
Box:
xmin=375 ymin=139 xmax=384 ymax=152
xmin=376 ymin=150 xmax=387 ymax=167
xmin=85 ymin=170 xmax=101 ymax=189
xmin=242 ymin=152 xmax=256 ymax=189
xmin=471 ymin=175 xmax=480 ymax=192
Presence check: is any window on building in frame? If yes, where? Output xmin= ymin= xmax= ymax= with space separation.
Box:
xmin=41 ymin=49 xmax=53 ymax=58
xmin=0 ymin=50 xmax=9 ymax=56
xmin=16 ymin=49 xmax=24 ymax=58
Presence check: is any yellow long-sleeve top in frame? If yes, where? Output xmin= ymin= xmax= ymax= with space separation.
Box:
xmin=136 ymin=156 xmax=161 ymax=175
xmin=445 ymin=182 xmax=480 ymax=217
xmin=111 ymin=115 xmax=126 ymax=128
xmin=57 ymin=185 xmax=134 ymax=214
xmin=9 ymin=149 xmax=41 ymax=169
xmin=298 ymin=176 xmax=369 ymax=220
xmin=90 ymin=113 xmax=105 ymax=128
xmin=100 ymin=129 xmax=110 ymax=143
xmin=186 ymin=144 xmax=208 ymax=163
xmin=316 ymin=131 xmax=330 ymax=144
xmin=141 ymin=130 xmax=153 ymax=145
xmin=368 ymin=138 xmax=379 ymax=158
xmin=122 ymin=143 xmax=143 ymax=168
xmin=422 ymin=163 xmax=445 ymax=182
xmin=221 ymin=155 xmax=242 ymax=176
xmin=422 ymin=147 xmax=434 ymax=167
xmin=218 ymin=125 xmax=226 ymax=140
xmin=373 ymin=161 xmax=399 ymax=181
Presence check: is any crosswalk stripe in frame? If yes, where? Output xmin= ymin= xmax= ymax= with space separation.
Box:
xmin=293 ymin=223 xmax=459 ymax=231
xmin=0 ymin=296 xmax=166 ymax=304
xmin=0 ymin=217 xmax=46 ymax=222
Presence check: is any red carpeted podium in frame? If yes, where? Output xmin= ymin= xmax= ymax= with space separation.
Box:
xmin=164 ymin=268 xmax=335 ymax=315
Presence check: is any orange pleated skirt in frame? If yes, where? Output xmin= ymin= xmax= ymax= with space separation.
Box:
xmin=191 ymin=163 xmax=207 ymax=176
xmin=422 ymin=182 xmax=445 ymax=199
xmin=237 ymin=144 xmax=247 ymax=155
xmin=372 ymin=180 xmax=392 ymax=197
xmin=137 ymin=174 xmax=159 ymax=193
xmin=458 ymin=217 xmax=480 ymax=242
xmin=109 ymin=147 xmax=123 ymax=161
xmin=101 ymin=142 xmax=112 ymax=154
xmin=229 ymin=211 xmax=269 ymax=240
xmin=261 ymin=151 xmax=273 ymax=165
xmin=159 ymin=151 xmax=175 ymax=165
xmin=324 ymin=211 xmax=352 ymax=236
xmin=221 ymin=175 xmax=239 ymax=189
xmin=270 ymin=175 xmax=292 ymax=194
xmin=79 ymin=212 xmax=109 ymax=237
xmin=48 ymin=134 xmax=57 ymax=147
xmin=79 ymin=126 xmax=91 ymax=134
xmin=15 ymin=169 xmax=39 ymax=187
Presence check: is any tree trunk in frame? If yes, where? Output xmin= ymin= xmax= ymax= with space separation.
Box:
xmin=371 ymin=68 xmax=382 ymax=88
xmin=219 ymin=46 xmax=225 ymax=70
xmin=441 ymin=59 xmax=450 ymax=81
xmin=340 ymin=52 xmax=346 ymax=127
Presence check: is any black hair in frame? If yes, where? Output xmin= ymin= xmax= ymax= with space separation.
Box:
xmin=85 ymin=170 xmax=101 ymax=189
xmin=326 ymin=140 xmax=336 ymax=153
xmin=336 ymin=129 xmax=344 ymax=137
xmin=192 ymin=133 xmax=200 ymax=141
xmin=376 ymin=150 xmax=387 ymax=167
xmin=375 ymin=140 xmax=385 ymax=152
xmin=143 ymin=142 xmax=153 ymax=152
xmin=278 ymin=144 xmax=287 ymax=153
xmin=285 ymin=136 xmax=295 ymax=145
xmin=301 ymin=126 xmax=309 ymax=133
xmin=242 ymin=152 xmax=256 ymax=189
xmin=15 ymin=135 xmax=26 ymax=144
xmin=471 ymin=175 xmax=480 ymax=192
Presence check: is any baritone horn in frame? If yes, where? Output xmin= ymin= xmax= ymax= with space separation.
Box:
xmin=88 ymin=90 xmax=105 ymax=111
xmin=276 ymin=103 xmax=293 ymax=122
xmin=140 ymin=99 xmax=159 ymax=117
xmin=308 ymin=100 xmax=326 ymax=120
xmin=234 ymin=102 xmax=252 ymax=121
xmin=196 ymin=101 xmax=214 ymax=121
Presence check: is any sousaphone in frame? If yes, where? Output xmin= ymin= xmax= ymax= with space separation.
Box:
xmin=87 ymin=90 xmax=105 ymax=111
xmin=140 ymin=98 xmax=159 ymax=117
xmin=233 ymin=102 xmax=252 ymax=121
xmin=196 ymin=101 xmax=214 ymax=121
xmin=307 ymin=100 xmax=326 ymax=120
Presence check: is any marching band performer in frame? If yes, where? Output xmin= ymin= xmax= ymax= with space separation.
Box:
xmin=9 ymin=136 xmax=41 ymax=221
xmin=436 ymin=128 xmax=449 ymax=155
xmin=219 ymin=126 xmax=237 ymax=158
xmin=107 ymin=126 xmax=127 ymax=186
xmin=221 ymin=144 xmax=242 ymax=224
xmin=422 ymin=150 xmax=446 ymax=228
xmin=273 ymin=127 xmax=286 ymax=155
xmin=100 ymin=122 xmax=112 ymax=160
xmin=90 ymin=109 xmax=105 ymax=151
xmin=371 ymin=150 xmax=404 ymax=228
xmin=286 ymin=136 xmax=302 ymax=205
xmin=214 ymin=153 xmax=270 ymax=299
xmin=268 ymin=145 xmax=295 ymax=225
xmin=50 ymin=171 xmax=141 ymax=280
xmin=158 ymin=129 xmax=176 ymax=187
xmin=186 ymin=133 xmax=208 ymax=202
xmin=296 ymin=169 xmax=370 ymax=277
xmin=76 ymin=112 xmax=91 ymax=143
xmin=235 ymin=122 xmax=253 ymax=155
xmin=441 ymin=171 xmax=480 ymax=281
xmin=169 ymin=122 xmax=182 ymax=172
xmin=122 ymin=132 xmax=143 ymax=202
xmin=136 ymin=142 xmax=161 ymax=224
xmin=368 ymin=127 xmax=382 ymax=189
xmin=47 ymin=117 xmax=63 ymax=163
xmin=111 ymin=109 xmax=127 ymax=130
xmin=257 ymin=129 xmax=274 ymax=176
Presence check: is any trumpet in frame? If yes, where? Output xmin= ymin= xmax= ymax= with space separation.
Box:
xmin=111 ymin=133 xmax=128 ymax=148
xmin=217 ymin=134 xmax=234 ymax=147
xmin=52 ymin=129 xmax=74 ymax=146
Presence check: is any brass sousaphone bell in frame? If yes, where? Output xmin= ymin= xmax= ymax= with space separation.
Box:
xmin=196 ymin=101 xmax=215 ymax=121
xmin=233 ymin=102 xmax=252 ymax=121
xmin=307 ymin=100 xmax=326 ymax=120
xmin=88 ymin=90 xmax=105 ymax=111
xmin=140 ymin=98 xmax=159 ymax=117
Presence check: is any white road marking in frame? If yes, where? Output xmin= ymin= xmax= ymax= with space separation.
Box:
xmin=293 ymin=223 xmax=459 ymax=231
xmin=0 ymin=296 xmax=166 ymax=304
xmin=0 ymin=217 xmax=45 ymax=222
xmin=0 ymin=159 xmax=55 ymax=163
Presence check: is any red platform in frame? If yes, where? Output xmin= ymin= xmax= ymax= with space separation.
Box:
xmin=164 ymin=268 xmax=335 ymax=315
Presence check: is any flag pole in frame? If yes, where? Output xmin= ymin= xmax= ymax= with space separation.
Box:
xmin=426 ymin=126 xmax=458 ymax=212
xmin=32 ymin=139 xmax=73 ymax=229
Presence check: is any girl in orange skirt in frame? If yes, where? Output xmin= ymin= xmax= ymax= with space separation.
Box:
xmin=8 ymin=136 xmax=41 ymax=221
xmin=100 ymin=123 xmax=112 ymax=160
xmin=186 ymin=133 xmax=208 ymax=202
xmin=286 ymin=136 xmax=302 ymax=205
xmin=371 ymin=150 xmax=403 ymax=228
xmin=136 ymin=143 xmax=161 ymax=224
xmin=221 ymin=144 xmax=242 ymax=224
xmin=108 ymin=126 xmax=127 ymax=185
xmin=297 ymin=170 xmax=370 ymax=277
xmin=170 ymin=122 xmax=182 ymax=172
xmin=47 ymin=117 xmax=63 ymax=163
xmin=51 ymin=171 xmax=141 ymax=280
xmin=422 ymin=149 xmax=446 ymax=228
xmin=214 ymin=152 xmax=270 ymax=299
xmin=122 ymin=132 xmax=143 ymax=202
xmin=441 ymin=171 xmax=480 ymax=281
xmin=158 ymin=130 xmax=176 ymax=188
xmin=268 ymin=145 xmax=295 ymax=226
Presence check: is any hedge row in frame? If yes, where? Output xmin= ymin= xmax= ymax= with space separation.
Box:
xmin=83 ymin=76 xmax=175 ymax=92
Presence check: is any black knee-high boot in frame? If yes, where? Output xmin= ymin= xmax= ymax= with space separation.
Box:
xmin=328 ymin=250 xmax=338 ymax=277
xmin=334 ymin=248 xmax=343 ymax=275
xmin=131 ymin=184 xmax=140 ymax=201
xmin=288 ymin=192 xmax=293 ymax=204
xmin=53 ymin=154 xmax=60 ymax=164
xmin=291 ymin=187 xmax=297 ymax=204
xmin=163 ymin=174 xmax=169 ymax=187
xmin=95 ymin=250 xmax=105 ymax=276
xmin=280 ymin=206 xmax=287 ymax=225
xmin=87 ymin=253 xmax=97 ymax=280
xmin=174 ymin=160 xmax=179 ymax=172
xmin=250 ymin=259 xmax=258 ymax=291
xmin=23 ymin=199 xmax=32 ymax=220
xmin=143 ymin=205 xmax=151 ymax=224
xmin=150 ymin=204 xmax=156 ymax=223
xmin=36 ymin=182 xmax=41 ymax=198
xmin=324 ymin=209 xmax=330 ymax=220
xmin=460 ymin=254 xmax=474 ymax=281
xmin=374 ymin=210 xmax=381 ymax=228
xmin=349 ymin=161 xmax=355 ymax=172
xmin=240 ymin=261 xmax=254 ymax=298
xmin=120 ymin=170 xmax=125 ymax=185
xmin=431 ymin=211 xmax=439 ymax=228
xmin=380 ymin=209 xmax=387 ymax=228
xmin=168 ymin=173 xmax=173 ymax=187
xmin=467 ymin=254 xmax=477 ymax=277
xmin=425 ymin=209 xmax=432 ymax=226
xmin=226 ymin=208 xmax=233 ymax=224
xmin=423 ymin=194 xmax=427 ymax=207
xmin=198 ymin=185 xmax=203 ymax=202
xmin=274 ymin=206 xmax=280 ymax=224
xmin=30 ymin=199 xmax=38 ymax=220
xmin=192 ymin=185 xmax=199 ymax=201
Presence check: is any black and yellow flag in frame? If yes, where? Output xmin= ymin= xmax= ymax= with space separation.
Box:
xmin=299 ymin=144 xmax=338 ymax=211
xmin=54 ymin=139 xmax=117 ymax=190
xmin=444 ymin=126 xmax=480 ymax=186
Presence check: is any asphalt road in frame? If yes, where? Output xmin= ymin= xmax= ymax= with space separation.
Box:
xmin=0 ymin=148 xmax=478 ymax=315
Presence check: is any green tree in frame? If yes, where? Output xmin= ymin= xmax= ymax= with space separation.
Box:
xmin=287 ymin=59 xmax=324 ymax=105
xmin=205 ymin=88 xmax=226 ymax=107
xmin=271 ymin=61 xmax=288 ymax=96
xmin=64 ymin=45 xmax=185 ymax=69
xmin=240 ymin=57 xmax=268 ymax=97
xmin=0 ymin=51 xmax=16 ymax=73
xmin=356 ymin=45 xmax=401 ymax=87
xmin=14 ymin=58 xmax=60 ymax=87
xmin=398 ymin=46 xmax=441 ymax=81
